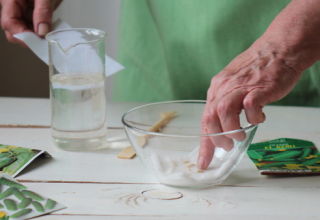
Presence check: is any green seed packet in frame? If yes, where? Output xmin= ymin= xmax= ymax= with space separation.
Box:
xmin=247 ymin=138 xmax=320 ymax=175
xmin=0 ymin=144 xmax=50 ymax=177
xmin=0 ymin=174 xmax=65 ymax=220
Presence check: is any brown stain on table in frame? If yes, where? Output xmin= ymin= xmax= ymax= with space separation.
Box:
xmin=0 ymin=124 xmax=123 ymax=129
xmin=117 ymin=193 xmax=146 ymax=207
xmin=0 ymin=124 xmax=50 ymax=128
xmin=17 ymin=179 xmax=158 ymax=185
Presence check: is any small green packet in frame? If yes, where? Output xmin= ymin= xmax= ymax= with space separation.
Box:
xmin=0 ymin=174 xmax=65 ymax=220
xmin=0 ymin=144 xmax=50 ymax=177
xmin=247 ymin=138 xmax=320 ymax=175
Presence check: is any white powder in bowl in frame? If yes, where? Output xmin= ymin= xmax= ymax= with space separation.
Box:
xmin=144 ymin=141 xmax=245 ymax=187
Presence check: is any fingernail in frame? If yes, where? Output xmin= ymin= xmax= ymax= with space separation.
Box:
xmin=261 ymin=112 xmax=266 ymax=122
xmin=38 ymin=23 xmax=50 ymax=36
xmin=197 ymin=156 xmax=207 ymax=170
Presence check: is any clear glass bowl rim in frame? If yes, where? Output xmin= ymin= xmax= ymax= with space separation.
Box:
xmin=121 ymin=100 xmax=257 ymax=138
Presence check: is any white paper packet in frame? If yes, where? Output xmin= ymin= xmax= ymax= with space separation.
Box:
xmin=0 ymin=174 xmax=66 ymax=219
xmin=13 ymin=19 xmax=124 ymax=77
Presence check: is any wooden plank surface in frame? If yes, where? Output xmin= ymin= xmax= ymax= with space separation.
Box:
xmin=24 ymin=182 xmax=320 ymax=219
xmin=36 ymin=216 xmax=319 ymax=220
xmin=0 ymin=97 xmax=319 ymax=130
xmin=0 ymin=126 xmax=318 ymax=187
xmin=0 ymin=97 xmax=319 ymax=219
xmin=0 ymin=97 xmax=142 ymax=127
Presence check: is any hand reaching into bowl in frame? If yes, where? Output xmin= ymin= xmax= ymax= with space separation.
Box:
xmin=198 ymin=0 xmax=320 ymax=170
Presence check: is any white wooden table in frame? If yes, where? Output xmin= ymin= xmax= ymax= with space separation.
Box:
xmin=0 ymin=97 xmax=319 ymax=220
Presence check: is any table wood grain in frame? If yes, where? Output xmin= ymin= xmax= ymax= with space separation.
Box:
xmin=0 ymin=97 xmax=319 ymax=219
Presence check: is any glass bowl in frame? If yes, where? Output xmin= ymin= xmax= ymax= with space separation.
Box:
xmin=122 ymin=100 xmax=257 ymax=188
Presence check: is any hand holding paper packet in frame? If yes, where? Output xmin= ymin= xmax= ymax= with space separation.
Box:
xmin=13 ymin=19 xmax=124 ymax=77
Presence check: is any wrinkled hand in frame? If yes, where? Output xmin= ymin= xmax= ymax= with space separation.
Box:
xmin=0 ymin=0 xmax=62 ymax=45
xmin=198 ymin=45 xmax=302 ymax=170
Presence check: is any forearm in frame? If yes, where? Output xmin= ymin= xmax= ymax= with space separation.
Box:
xmin=252 ymin=0 xmax=320 ymax=72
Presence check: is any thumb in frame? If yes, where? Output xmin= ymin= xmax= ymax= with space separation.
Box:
xmin=33 ymin=0 xmax=53 ymax=37
xmin=243 ymin=89 xmax=269 ymax=125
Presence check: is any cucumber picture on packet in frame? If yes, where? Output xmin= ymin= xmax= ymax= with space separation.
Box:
xmin=0 ymin=174 xmax=65 ymax=220
xmin=0 ymin=144 xmax=50 ymax=177
xmin=247 ymin=138 xmax=320 ymax=175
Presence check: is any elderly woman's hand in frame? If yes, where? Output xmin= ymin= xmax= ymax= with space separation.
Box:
xmin=198 ymin=44 xmax=301 ymax=170
xmin=198 ymin=0 xmax=320 ymax=170
xmin=0 ymin=0 xmax=62 ymax=45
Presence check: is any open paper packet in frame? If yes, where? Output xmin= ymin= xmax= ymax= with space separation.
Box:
xmin=0 ymin=144 xmax=50 ymax=178
xmin=247 ymin=138 xmax=320 ymax=175
xmin=0 ymin=174 xmax=65 ymax=219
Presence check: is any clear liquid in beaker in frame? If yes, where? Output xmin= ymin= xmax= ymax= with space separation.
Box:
xmin=50 ymin=73 xmax=107 ymax=151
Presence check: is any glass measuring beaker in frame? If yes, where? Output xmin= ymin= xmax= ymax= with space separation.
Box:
xmin=46 ymin=28 xmax=107 ymax=151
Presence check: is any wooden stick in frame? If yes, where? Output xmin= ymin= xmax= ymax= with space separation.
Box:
xmin=149 ymin=111 xmax=177 ymax=132
xmin=118 ymin=112 xmax=177 ymax=159
xmin=117 ymin=146 xmax=136 ymax=159
xmin=138 ymin=111 xmax=177 ymax=147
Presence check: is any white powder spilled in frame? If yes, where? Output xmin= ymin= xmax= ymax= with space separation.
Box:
xmin=144 ymin=141 xmax=246 ymax=187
